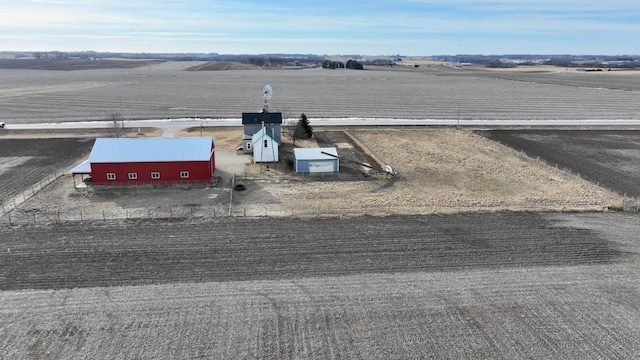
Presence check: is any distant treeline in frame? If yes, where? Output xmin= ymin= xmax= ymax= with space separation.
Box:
xmin=322 ymin=60 xmax=364 ymax=69
xmin=3 ymin=51 xmax=638 ymax=70
xmin=4 ymin=51 xmax=326 ymax=64
xmin=433 ymin=54 xmax=640 ymax=69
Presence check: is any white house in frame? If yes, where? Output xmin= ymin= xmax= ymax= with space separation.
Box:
xmin=252 ymin=127 xmax=280 ymax=163
xmin=241 ymin=112 xmax=282 ymax=153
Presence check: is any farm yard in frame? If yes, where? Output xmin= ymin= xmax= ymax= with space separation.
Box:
xmin=0 ymin=127 xmax=626 ymax=223
xmin=2 ymin=62 xmax=640 ymax=358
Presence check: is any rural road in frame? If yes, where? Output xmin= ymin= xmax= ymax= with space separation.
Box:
xmin=5 ymin=117 xmax=640 ymax=137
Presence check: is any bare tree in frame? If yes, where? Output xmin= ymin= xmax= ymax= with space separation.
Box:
xmin=109 ymin=112 xmax=125 ymax=137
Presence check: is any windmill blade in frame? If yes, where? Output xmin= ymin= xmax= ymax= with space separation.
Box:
xmin=263 ymin=84 xmax=273 ymax=100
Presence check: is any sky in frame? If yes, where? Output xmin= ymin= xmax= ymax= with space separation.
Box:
xmin=0 ymin=0 xmax=638 ymax=55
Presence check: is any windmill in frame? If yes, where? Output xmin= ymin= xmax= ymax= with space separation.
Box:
xmin=258 ymin=84 xmax=278 ymax=168
xmin=262 ymin=84 xmax=272 ymax=112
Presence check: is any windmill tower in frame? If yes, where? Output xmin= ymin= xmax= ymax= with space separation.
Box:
xmin=256 ymin=84 xmax=278 ymax=167
xmin=262 ymin=84 xmax=272 ymax=112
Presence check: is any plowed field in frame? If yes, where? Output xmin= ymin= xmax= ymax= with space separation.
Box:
xmin=2 ymin=213 xmax=640 ymax=358
xmin=0 ymin=138 xmax=94 ymax=206
xmin=477 ymin=130 xmax=640 ymax=199
xmin=2 ymin=63 xmax=640 ymax=123
xmin=3 ymin=63 xmax=640 ymax=359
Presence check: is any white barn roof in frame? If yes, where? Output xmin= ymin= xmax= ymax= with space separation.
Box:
xmin=293 ymin=147 xmax=338 ymax=160
xmin=89 ymin=137 xmax=213 ymax=163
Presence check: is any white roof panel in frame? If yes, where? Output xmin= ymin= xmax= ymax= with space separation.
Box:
xmin=293 ymin=147 xmax=338 ymax=160
xmin=89 ymin=137 xmax=213 ymax=163
xmin=69 ymin=160 xmax=91 ymax=174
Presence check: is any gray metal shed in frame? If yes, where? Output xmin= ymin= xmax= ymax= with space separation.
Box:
xmin=292 ymin=147 xmax=339 ymax=173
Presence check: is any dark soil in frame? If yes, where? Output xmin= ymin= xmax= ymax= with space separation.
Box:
xmin=185 ymin=61 xmax=261 ymax=71
xmin=476 ymin=130 xmax=640 ymax=198
xmin=0 ymin=59 xmax=164 ymax=70
xmin=0 ymin=138 xmax=95 ymax=204
xmin=0 ymin=213 xmax=628 ymax=291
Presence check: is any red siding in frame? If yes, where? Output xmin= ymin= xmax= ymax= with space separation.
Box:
xmin=91 ymin=158 xmax=214 ymax=185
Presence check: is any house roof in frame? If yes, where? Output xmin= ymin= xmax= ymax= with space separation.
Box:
xmin=252 ymin=127 xmax=281 ymax=144
xmin=293 ymin=147 xmax=338 ymax=161
xmin=242 ymin=112 xmax=282 ymax=125
xmin=88 ymin=137 xmax=214 ymax=164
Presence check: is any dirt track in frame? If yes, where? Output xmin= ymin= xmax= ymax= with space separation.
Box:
xmin=2 ymin=212 xmax=640 ymax=358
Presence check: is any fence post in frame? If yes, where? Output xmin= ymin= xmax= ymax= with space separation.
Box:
xmin=103 ymin=210 xmax=106 ymax=221
xmin=33 ymin=212 xmax=36 ymax=224
xmin=80 ymin=211 xmax=83 ymax=221
xmin=8 ymin=212 xmax=12 ymax=225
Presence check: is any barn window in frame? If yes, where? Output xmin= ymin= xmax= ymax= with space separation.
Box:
xmin=264 ymin=139 xmax=268 ymax=148
xmin=247 ymin=143 xmax=251 ymax=150
xmin=128 ymin=172 xmax=137 ymax=180
xmin=106 ymin=173 xmax=116 ymax=180
xmin=151 ymin=172 xmax=160 ymax=179
xmin=180 ymin=171 xmax=189 ymax=178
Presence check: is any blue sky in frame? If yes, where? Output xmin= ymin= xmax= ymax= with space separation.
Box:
xmin=0 ymin=0 xmax=638 ymax=55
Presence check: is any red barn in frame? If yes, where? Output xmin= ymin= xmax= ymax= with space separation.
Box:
xmin=70 ymin=137 xmax=215 ymax=185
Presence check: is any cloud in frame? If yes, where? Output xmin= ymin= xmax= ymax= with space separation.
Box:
xmin=1 ymin=0 xmax=638 ymax=54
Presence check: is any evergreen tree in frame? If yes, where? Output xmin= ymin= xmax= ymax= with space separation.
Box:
xmin=295 ymin=113 xmax=313 ymax=139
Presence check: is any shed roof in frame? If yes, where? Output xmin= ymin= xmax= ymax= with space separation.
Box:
xmin=242 ymin=112 xmax=282 ymax=125
xmin=293 ymin=147 xmax=338 ymax=160
xmin=88 ymin=137 xmax=213 ymax=163
xmin=69 ymin=160 xmax=91 ymax=175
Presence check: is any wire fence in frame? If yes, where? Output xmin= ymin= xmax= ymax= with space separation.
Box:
xmin=1 ymin=167 xmax=638 ymax=226
xmin=1 ymin=205 xmax=231 ymax=225
xmin=1 ymin=169 xmax=67 ymax=218
xmin=2 ymin=201 xmax=634 ymax=226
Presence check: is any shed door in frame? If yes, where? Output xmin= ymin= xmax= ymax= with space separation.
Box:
xmin=308 ymin=161 xmax=335 ymax=173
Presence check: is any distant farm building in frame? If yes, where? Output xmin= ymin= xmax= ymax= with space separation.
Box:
xmin=252 ymin=127 xmax=280 ymax=163
xmin=293 ymin=147 xmax=339 ymax=173
xmin=70 ymin=137 xmax=215 ymax=186
xmin=241 ymin=111 xmax=282 ymax=153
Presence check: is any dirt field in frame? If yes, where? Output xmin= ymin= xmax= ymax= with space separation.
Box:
xmin=2 ymin=212 xmax=640 ymax=358
xmin=0 ymin=137 xmax=95 ymax=207
xmin=477 ymin=130 xmax=640 ymax=199
xmin=1 ymin=62 xmax=640 ymax=124
xmin=2 ymin=63 xmax=640 ymax=358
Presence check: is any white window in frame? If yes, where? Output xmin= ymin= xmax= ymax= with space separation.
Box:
xmin=247 ymin=143 xmax=251 ymax=150
xmin=180 ymin=171 xmax=189 ymax=179
xmin=151 ymin=172 xmax=160 ymax=179
xmin=264 ymin=139 xmax=269 ymax=148
xmin=128 ymin=172 xmax=137 ymax=180
xmin=106 ymin=173 xmax=116 ymax=180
